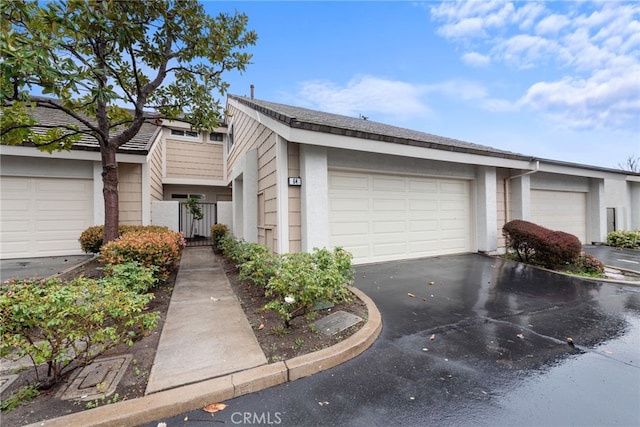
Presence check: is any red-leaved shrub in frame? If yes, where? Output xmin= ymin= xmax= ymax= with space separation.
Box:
xmin=100 ymin=229 xmax=185 ymax=280
xmin=79 ymin=224 xmax=175 ymax=253
xmin=503 ymin=220 xmax=581 ymax=269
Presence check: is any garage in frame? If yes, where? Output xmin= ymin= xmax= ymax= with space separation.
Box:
xmin=1 ymin=176 xmax=93 ymax=259
xmin=328 ymin=170 xmax=472 ymax=264
xmin=531 ymin=189 xmax=587 ymax=243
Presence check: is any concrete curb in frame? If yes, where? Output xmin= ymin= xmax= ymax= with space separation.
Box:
xmin=23 ymin=287 xmax=382 ymax=427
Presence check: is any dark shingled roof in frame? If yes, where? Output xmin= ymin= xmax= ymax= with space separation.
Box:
xmin=23 ymin=98 xmax=161 ymax=154
xmin=229 ymin=95 xmax=531 ymax=161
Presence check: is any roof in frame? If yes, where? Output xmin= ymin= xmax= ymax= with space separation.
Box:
xmin=229 ymin=95 xmax=530 ymax=161
xmin=21 ymin=98 xmax=161 ymax=154
xmin=229 ymin=95 xmax=640 ymax=177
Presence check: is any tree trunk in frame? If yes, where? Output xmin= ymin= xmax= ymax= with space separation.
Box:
xmin=102 ymin=144 xmax=119 ymax=244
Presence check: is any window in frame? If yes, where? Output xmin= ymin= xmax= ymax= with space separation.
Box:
xmin=209 ymin=132 xmax=224 ymax=142
xmin=170 ymin=129 xmax=199 ymax=138
xmin=227 ymin=123 xmax=234 ymax=152
xmin=171 ymin=193 xmax=205 ymax=200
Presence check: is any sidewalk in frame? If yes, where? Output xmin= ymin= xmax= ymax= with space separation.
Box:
xmin=145 ymin=247 xmax=267 ymax=394
xmin=25 ymin=247 xmax=382 ymax=427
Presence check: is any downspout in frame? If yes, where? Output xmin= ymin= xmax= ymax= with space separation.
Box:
xmin=505 ymin=160 xmax=540 ymax=222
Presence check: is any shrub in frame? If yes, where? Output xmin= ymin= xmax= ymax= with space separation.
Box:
xmin=219 ymin=234 xmax=251 ymax=264
xmin=264 ymin=247 xmax=354 ymax=327
xmin=238 ymin=244 xmax=280 ymax=290
xmin=211 ymin=223 xmax=229 ymax=249
xmin=503 ymin=220 xmax=582 ymax=269
xmin=0 ymin=277 xmax=158 ymax=386
xmin=100 ymin=229 xmax=185 ymax=280
xmin=79 ymin=224 xmax=175 ymax=254
xmin=101 ymin=262 xmax=159 ymax=293
xmin=606 ymin=230 xmax=640 ymax=249
xmin=573 ymin=253 xmax=605 ymax=275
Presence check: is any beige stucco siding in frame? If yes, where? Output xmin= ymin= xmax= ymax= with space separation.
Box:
xmin=149 ymin=143 xmax=163 ymax=201
xmin=288 ymin=142 xmax=301 ymax=253
xmin=118 ymin=163 xmax=142 ymax=225
xmin=165 ymin=138 xmax=224 ymax=180
xmin=496 ymin=168 xmax=509 ymax=248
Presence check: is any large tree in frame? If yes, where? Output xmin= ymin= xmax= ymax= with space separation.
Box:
xmin=1 ymin=0 xmax=257 ymax=243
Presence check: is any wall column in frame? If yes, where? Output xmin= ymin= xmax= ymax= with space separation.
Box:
xmin=476 ymin=166 xmax=497 ymax=252
xmin=588 ymin=178 xmax=606 ymax=243
xmin=300 ymin=145 xmax=328 ymax=251
xmin=509 ymin=174 xmax=531 ymax=221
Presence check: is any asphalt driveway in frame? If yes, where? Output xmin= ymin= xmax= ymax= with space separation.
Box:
xmin=151 ymin=254 xmax=640 ymax=426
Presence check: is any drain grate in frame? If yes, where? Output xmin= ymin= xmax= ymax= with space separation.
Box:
xmin=313 ymin=311 xmax=363 ymax=336
xmin=58 ymin=354 xmax=132 ymax=401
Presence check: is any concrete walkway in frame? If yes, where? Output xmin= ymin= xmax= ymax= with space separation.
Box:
xmin=145 ymin=247 xmax=267 ymax=394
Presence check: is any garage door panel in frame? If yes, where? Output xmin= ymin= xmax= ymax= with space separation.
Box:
xmin=329 ymin=170 xmax=472 ymax=264
xmin=1 ymin=176 xmax=93 ymax=259
xmin=408 ymin=179 xmax=437 ymax=193
xmin=330 ymin=221 xmax=369 ymax=236
xmin=373 ymin=199 xmax=406 ymax=212
xmin=531 ymin=190 xmax=587 ymax=243
xmin=329 ymin=174 xmax=368 ymax=190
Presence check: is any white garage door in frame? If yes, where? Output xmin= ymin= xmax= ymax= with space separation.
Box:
xmin=1 ymin=176 xmax=93 ymax=259
xmin=531 ymin=189 xmax=587 ymax=243
xmin=328 ymin=170 xmax=472 ymax=264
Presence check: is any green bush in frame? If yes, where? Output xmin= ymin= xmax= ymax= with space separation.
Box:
xmin=219 ymin=234 xmax=251 ymax=264
xmin=101 ymin=262 xmax=159 ymax=293
xmin=211 ymin=223 xmax=229 ymax=249
xmin=606 ymin=230 xmax=640 ymax=249
xmin=79 ymin=224 xmax=175 ymax=253
xmin=238 ymin=244 xmax=280 ymax=290
xmin=264 ymin=247 xmax=354 ymax=327
xmin=0 ymin=277 xmax=158 ymax=386
xmin=503 ymin=220 xmax=582 ymax=269
xmin=100 ymin=229 xmax=185 ymax=280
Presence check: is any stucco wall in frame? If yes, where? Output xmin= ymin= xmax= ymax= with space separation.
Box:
xmin=496 ymin=168 xmax=509 ymax=248
xmin=118 ymin=163 xmax=142 ymax=225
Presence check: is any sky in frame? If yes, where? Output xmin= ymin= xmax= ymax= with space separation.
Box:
xmin=204 ymin=1 xmax=640 ymax=170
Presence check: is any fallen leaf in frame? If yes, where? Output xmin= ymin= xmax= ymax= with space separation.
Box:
xmin=318 ymin=401 xmax=330 ymax=406
xmin=603 ymin=349 xmax=613 ymax=354
xmin=566 ymin=337 xmax=574 ymax=347
xmin=407 ymin=293 xmax=415 ymax=298
xmin=203 ymin=403 xmax=227 ymax=413
xmin=422 ymin=297 xmax=427 ymax=302
xmin=430 ymin=334 xmax=436 ymax=341
xmin=516 ymin=333 xmax=524 ymax=339
xmin=210 ymin=297 xmax=219 ymax=302
xmin=428 ymin=281 xmax=435 ymax=286
xmin=258 ymin=323 xmax=265 ymax=330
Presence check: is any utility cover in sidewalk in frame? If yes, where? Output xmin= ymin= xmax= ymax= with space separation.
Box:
xmin=314 ymin=311 xmax=363 ymax=336
xmin=59 ymin=354 xmax=132 ymax=401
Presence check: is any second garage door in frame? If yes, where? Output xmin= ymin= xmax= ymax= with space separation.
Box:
xmin=328 ymin=170 xmax=472 ymax=264
xmin=1 ymin=176 xmax=94 ymax=259
xmin=531 ymin=189 xmax=587 ymax=243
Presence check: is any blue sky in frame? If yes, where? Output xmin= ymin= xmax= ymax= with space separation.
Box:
xmin=204 ymin=1 xmax=640 ymax=170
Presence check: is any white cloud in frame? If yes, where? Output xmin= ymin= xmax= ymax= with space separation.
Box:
xmin=289 ymin=76 xmax=489 ymax=121
xmin=535 ymin=14 xmax=570 ymax=35
xmin=428 ymin=1 xmax=640 ymax=132
xmin=293 ymin=76 xmax=431 ymax=119
xmin=462 ymin=51 xmax=491 ymax=67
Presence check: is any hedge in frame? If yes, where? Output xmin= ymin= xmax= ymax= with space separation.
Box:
xmin=502 ymin=220 xmax=582 ymax=269
xmin=606 ymin=230 xmax=640 ymax=249
xmin=79 ymin=224 xmax=174 ymax=254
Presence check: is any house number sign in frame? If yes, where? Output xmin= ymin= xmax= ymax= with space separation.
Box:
xmin=288 ymin=177 xmax=302 ymax=186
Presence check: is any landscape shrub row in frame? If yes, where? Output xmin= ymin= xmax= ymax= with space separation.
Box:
xmin=78 ymin=224 xmax=176 ymax=254
xmin=606 ymin=230 xmax=640 ymax=249
xmin=214 ymin=228 xmax=354 ymax=326
xmin=502 ymin=220 xmax=582 ymax=269
xmin=0 ymin=271 xmax=159 ymax=386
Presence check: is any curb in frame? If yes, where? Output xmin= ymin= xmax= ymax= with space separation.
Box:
xmin=23 ymin=286 xmax=382 ymax=427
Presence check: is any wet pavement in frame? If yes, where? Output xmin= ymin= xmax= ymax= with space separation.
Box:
xmin=0 ymin=254 xmax=94 ymax=282
xmin=583 ymin=245 xmax=640 ymax=273
xmin=147 ymin=254 xmax=640 ymax=427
